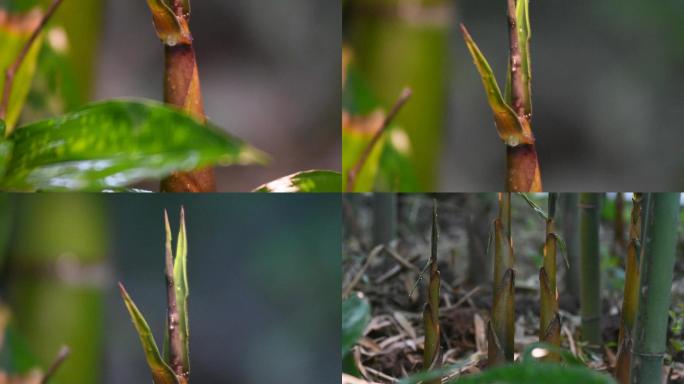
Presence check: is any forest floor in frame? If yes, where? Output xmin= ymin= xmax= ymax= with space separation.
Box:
xmin=342 ymin=194 xmax=684 ymax=383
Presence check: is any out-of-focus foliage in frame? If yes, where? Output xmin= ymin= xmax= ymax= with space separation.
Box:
xmin=341 ymin=293 xmax=370 ymax=356
xmin=0 ymin=12 xmax=43 ymax=131
xmin=342 ymin=47 xmax=418 ymax=192
xmin=345 ymin=0 xmax=449 ymax=189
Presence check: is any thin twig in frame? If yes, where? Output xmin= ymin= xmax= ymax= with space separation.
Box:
xmin=342 ymin=245 xmax=384 ymax=298
xmin=345 ymin=87 xmax=412 ymax=192
xmin=506 ymin=0 xmax=524 ymax=118
xmin=0 ymin=0 xmax=65 ymax=124
xmin=41 ymin=345 xmax=70 ymax=384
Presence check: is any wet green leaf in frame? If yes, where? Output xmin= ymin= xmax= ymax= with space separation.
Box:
xmin=119 ymin=283 xmax=180 ymax=384
xmin=460 ymin=24 xmax=533 ymax=147
xmin=449 ymin=362 xmax=615 ymax=384
xmin=253 ymin=170 xmax=341 ymax=192
xmin=0 ymin=99 xmax=267 ymax=191
xmin=0 ymin=15 xmax=44 ymax=132
xmin=341 ymin=293 xmax=371 ymax=356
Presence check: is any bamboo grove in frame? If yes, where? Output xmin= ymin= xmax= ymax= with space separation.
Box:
xmin=360 ymin=193 xmax=682 ymax=383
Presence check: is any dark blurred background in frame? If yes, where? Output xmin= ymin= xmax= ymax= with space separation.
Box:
xmin=0 ymin=194 xmax=340 ymax=383
xmin=1 ymin=0 xmax=341 ymax=191
xmin=344 ymin=0 xmax=684 ymax=191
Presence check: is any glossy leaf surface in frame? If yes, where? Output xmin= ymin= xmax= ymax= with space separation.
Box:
xmin=0 ymin=99 xmax=266 ymax=191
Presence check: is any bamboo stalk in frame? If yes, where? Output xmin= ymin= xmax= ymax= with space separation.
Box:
xmin=145 ymin=0 xmax=215 ymax=192
xmin=539 ymin=193 xmax=560 ymax=360
xmin=615 ymin=194 xmax=642 ymax=383
xmin=505 ymin=0 xmax=541 ymax=192
xmin=630 ymin=193 xmax=680 ymax=384
xmin=506 ymin=144 xmax=541 ymax=192
xmin=488 ymin=193 xmax=515 ymax=365
xmin=561 ymin=193 xmax=581 ymax=308
xmin=579 ymin=193 xmax=602 ymax=348
xmin=422 ymin=200 xmax=440 ymax=383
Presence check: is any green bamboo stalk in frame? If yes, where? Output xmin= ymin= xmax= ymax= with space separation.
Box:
xmin=579 ymin=193 xmax=602 ymax=348
xmin=9 ymin=195 xmax=107 ymax=383
xmin=539 ymin=193 xmax=560 ymax=360
xmin=488 ymin=193 xmax=515 ymax=365
xmin=615 ymin=194 xmax=642 ymax=383
xmin=630 ymin=193 xmax=680 ymax=384
xmin=561 ymin=193 xmax=581 ymax=308
xmin=423 ymin=200 xmax=440 ymax=383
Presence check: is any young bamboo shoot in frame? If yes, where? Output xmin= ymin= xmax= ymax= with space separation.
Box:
xmin=539 ymin=193 xmax=560 ymax=360
xmin=488 ymin=193 xmax=515 ymax=365
xmin=615 ymin=193 xmax=642 ymax=383
xmin=423 ymin=200 xmax=441 ymax=383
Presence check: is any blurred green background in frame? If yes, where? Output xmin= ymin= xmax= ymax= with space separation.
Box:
xmin=0 ymin=194 xmax=340 ymax=383
xmin=344 ymin=0 xmax=684 ymax=191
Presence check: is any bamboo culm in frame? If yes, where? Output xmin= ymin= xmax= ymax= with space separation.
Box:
xmin=579 ymin=193 xmax=602 ymax=347
xmin=630 ymin=193 xmax=680 ymax=384
xmin=615 ymin=194 xmax=642 ymax=383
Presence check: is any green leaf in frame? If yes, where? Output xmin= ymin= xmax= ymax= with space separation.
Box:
xmin=173 ymin=208 xmax=190 ymax=372
xmin=460 ymin=24 xmax=533 ymax=147
xmin=396 ymin=356 xmax=479 ymax=384
xmin=0 ymin=15 xmax=44 ymax=133
xmin=253 ymin=170 xmax=341 ymax=192
xmin=518 ymin=193 xmax=548 ymax=221
xmin=0 ymin=99 xmax=267 ymax=191
xmin=119 ymin=283 xmax=180 ymax=384
xmin=341 ymin=293 xmax=371 ymax=356
xmin=519 ymin=342 xmax=584 ymax=366
xmin=449 ymin=362 xmax=616 ymax=384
